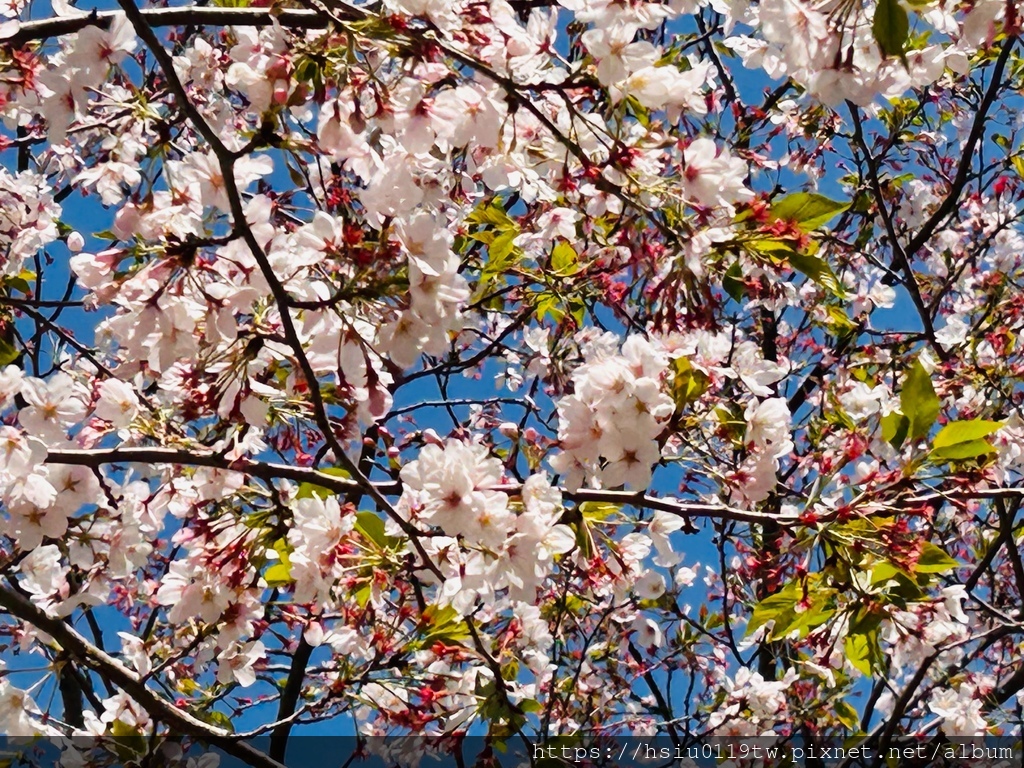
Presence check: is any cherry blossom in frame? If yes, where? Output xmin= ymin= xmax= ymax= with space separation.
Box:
xmin=0 ymin=0 xmax=1018 ymax=759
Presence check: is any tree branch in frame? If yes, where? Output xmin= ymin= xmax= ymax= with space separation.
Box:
xmin=115 ymin=0 xmax=412 ymax=543
xmin=848 ymin=102 xmax=943 ymax=356
xmin=560 ymin=487 xmax=795 ymax=526
xmin=268 ymin=637 xmax=313 ymax=762
xmin=45 ymin=447 xmax=784 ymax=526
xmin=4 ymin=7 xmax=333 ymax=47
xmin=0 ymin=584 xmax=287 ymax=768
xmin=903 ymin=36 xmax=1017 ymax=260
xmin=44 ymin=447 xmax=398 ymax=496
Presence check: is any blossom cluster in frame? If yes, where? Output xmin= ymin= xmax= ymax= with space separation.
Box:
xmin=0 ymin=0 xmax=1020 ymax=755
xmin=551 ymin=334 xmax=675 ymax=491
xmin=399 ymin=440 xmax=575 ymax=613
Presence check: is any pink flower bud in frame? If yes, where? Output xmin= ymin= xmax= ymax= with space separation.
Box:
xmin=303 ymin=622 xmax=325 ymax=647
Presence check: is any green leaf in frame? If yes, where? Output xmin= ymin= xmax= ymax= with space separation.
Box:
xmin=870 ymin=561 xmax=925 ymax=601
xmin=354 ymin=584 xmax=371 ymax=608
xmin=286 ymin=161 xmax=306 ymax=188
xmin=295 ymin=467 xmax=351 ymax=499
xmin=827 ymin=305 xmax=858 ymax=334
xmin=723 ymin=261 xmax=746 ymax=302
xmin=747 ymin=581 xmax=801 ymax=636
xmin=551 ymin=242 xmax=580 ymax=276
xmin=671 ymin=356 xmax=709 ymax=409
xmin=872 ymin=0 xmax=909 ymax=59
xmin=295 ymin=483 xmax=329 ymax=499
xmin=568 ymin=297 xmax=586 ymax=327
xmin=881 ymin=412 xmax=910 ymax=449
xmin=844 ymin=611 xmax=883 ymax=677
xmin=519 ymin=699 xmax=543 ymax=714
xmin=900 ymin=359 xmax=939 ymax=441
xmin=787 ymin=250 xmax=845 ymax=296
xmin=534 ymin=292 xmax=565 ymax=323
xmin=870 ymin=561 xmax=909 ymax=585
xmin=421 ymin=604 xmax=470 ymax=645
xmin=927 ymin=412 xmax=1002 ymax=463
xmin=293 ymin=58 xmax=320 ymax=83
xmin=265 ymin=538 xmax=293 ymax=586
xmin=770 ymin=192 xmax=850 ymax=231
xmin=933 ymin=419 xmax=1003 ymax=448
xmin=930 ymin=440 xmax=996 ymax=461
xmin=110 ymin=721 xmax=148 ymax=759
xmin=844 ymin=633 xmax=872 ymax=677
xmin=775 ymin=600 xmax=835 ymax=640
xmin=199 ymin=709 xmax=235 ymax=733
xmin=747 ymin=237 xmax=800 ymax=255
xmin=356 ymin=511 xmax=389 ymax=548
xmin=624 ymin=95 xmax=651 ymax=128
xmin=579 ymin=501 xmax=618 ymax=520
xmin=916 ymin=543 xmax=958 ymax=574
xmin=264 ymin=563 xmax=293 ymax=587
xmin=0 ymin=338 xmax=18 ymax=367
xmin=574 ymin=519 xmax=593 ymax=559
xmin=489 ymin=230 xmax=518 ymax=264
xmin=4 ymin=276 xmax=30 ymax=295
xmin=481 ymin=230 xmax=521 ymax=286
xmin=834 ymin=699 xmax=861 ymax=732
xmin=466 ymin=199 xmax=516 ymax=230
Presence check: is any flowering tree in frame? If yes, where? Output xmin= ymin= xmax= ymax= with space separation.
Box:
xmin=1 ymin=0 xmax=1024 ymax=763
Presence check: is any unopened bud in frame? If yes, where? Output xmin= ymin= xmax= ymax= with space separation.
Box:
xmin=303 ymin=621 xmax=325 ymax=647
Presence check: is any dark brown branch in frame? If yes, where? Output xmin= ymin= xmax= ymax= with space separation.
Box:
xmin=994 ymin=664 xmax=1024 ymax=706
xmin=45 ymin=446 xmax=784 ymax=525
xmin=3 ymin=7 xmax=335 ymax=47
xmin=0 ymin=297 xmax=85 ymax=308
xmin=848 ymin=102 xmax=943 ymax=356
xmin=561 ymin=487 xmax=792 ymax=526
xmin=268 ymin=637 xmax=313 ymax=762
xmin=903 ymin=36 xmax=1017 ymax=259
xmin=0 ymin=584 xmax=287 ymax=768
xmin=115 ymin=0 xmax=411 ymax=542
xmin=44 ymin=447 xmax=397 ymax=496
xmin=628 ymin=642 xmax=682 ymax=747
